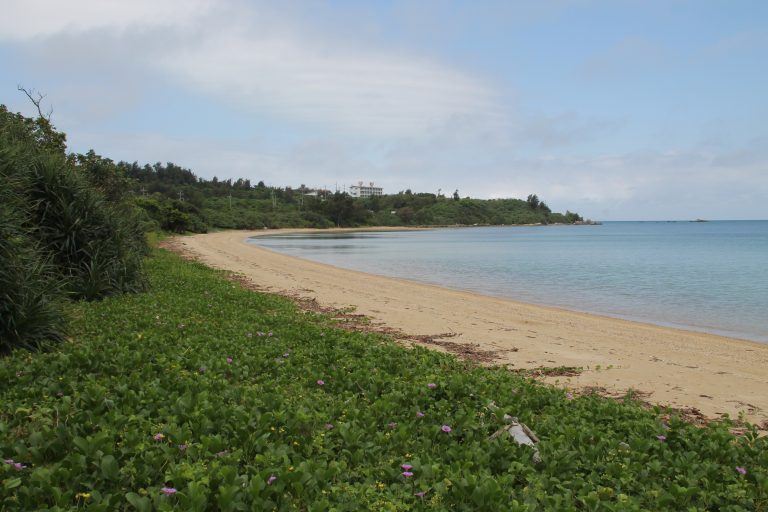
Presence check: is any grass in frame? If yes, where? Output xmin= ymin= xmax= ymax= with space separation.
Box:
xmin=1 ymin=249 xmax=766 ymax=511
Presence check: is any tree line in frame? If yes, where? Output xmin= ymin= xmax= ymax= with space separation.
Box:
xmin=117 ymin=161 xmax=583 ymax=232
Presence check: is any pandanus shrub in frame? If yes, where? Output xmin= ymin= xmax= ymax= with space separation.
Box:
xmin=0 ymin=148 xmax=65 ymax=352
xmin=24 ymin=153 xmax=148 ymax=300
xmin=0 ymin=105 xmax=148 ymax=351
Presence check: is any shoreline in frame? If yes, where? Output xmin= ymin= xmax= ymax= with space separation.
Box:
xmin=171 ymin=228 xmax=768 ymax=428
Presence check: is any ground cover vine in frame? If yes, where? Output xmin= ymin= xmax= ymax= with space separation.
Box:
xmin=1 ymin=250 xmax=766 ymax=510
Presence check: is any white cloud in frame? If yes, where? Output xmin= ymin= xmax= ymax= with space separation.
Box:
xmin=0 ymin=0 xmax=213 ymax=40
xmin=2 ymin=0 xmax=502 ymax=137
xmin=159 ymin=28 xmax=501 ymax=136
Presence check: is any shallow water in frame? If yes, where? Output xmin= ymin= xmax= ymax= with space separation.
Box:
xmin=249 ymin=221 xmax=768 ymax=343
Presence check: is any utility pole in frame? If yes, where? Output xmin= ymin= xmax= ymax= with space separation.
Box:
xmin=178 ymin=190 xmax=184 ymax=202
xmin=271 ymin=189 xmax=277 ymax=209
xmin=228 ymin=192 xmax=232 ymax=210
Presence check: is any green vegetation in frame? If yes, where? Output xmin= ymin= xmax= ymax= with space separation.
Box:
xmin=120 ymin=162 xmax=584 ymax=232
xmin=0 ymin=105 xmax=147 ymax=352
xmin=1 ymin=250 xmax=766 ymax=510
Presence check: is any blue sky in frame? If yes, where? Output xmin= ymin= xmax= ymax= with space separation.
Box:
xmin=1 ymin=1 xmax=766 ymax=220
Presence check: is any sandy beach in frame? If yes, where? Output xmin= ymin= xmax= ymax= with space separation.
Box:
xmin=170 ymin=228 xmax=768 ymax=428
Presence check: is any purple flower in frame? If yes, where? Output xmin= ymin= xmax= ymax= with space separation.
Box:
xmin=316 ymin=379 xmax=325 ymax=386
xmin=268 ymin=331 xmax=274 ymax=337
xmin=267 ymin=475 xmax=277 ymax=485
xmin=387 ymin=421 xmax=398 ymax=430
xmin=416 ymin=411 xmax=425 ymax=418
xmin=12 ymin=462 xmax=26 ymax=471
xmin=215 ymin=450 xmax=229 ymax=458
xmin=198 ymin=366 xmax=206 ymax=374
xmin=736 ymin=466 xmax=747 ymax=475
xmin=427 ymin=383 xmax=437 ymax=389
xmin=402 ymin=471 xmax=414 ymax=478
xmin=178 ymin=444 xmax=188 ymax=452
xmin=160 ymin=487 xmax=177 ymax=496
xmin=565 ymin=392 xmax=574 ymax=400
xmin=3 ymin=459 xmax=14 ymax=465
xmin=441 ymin=425 xmax=452 ymax=433
xmin=257 ymin=331 xmax=265 ymax=337
xmin=153 ymin=433 xmax=165 ymax=441
xmin=324 ymin=423 xmax=334 ymax=430
xmin=414 ymin=491 xmax=427 ymax=498
xmin=283 ymin=352 xmax=290 ymax=358
xmin=401 ymin=464 xmax=413 ymax=471
xmin=656 ymin=435 xmax=667 ymax=442
xmin=226 ymin=357 xmax=233 ymax=364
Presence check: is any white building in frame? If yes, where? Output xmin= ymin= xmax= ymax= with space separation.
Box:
xmin=349 ymin=181 xmax=383 ymax=198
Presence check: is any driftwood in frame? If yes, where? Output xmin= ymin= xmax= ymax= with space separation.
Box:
xmin=489 ymin=413 xmax=542 ymax=464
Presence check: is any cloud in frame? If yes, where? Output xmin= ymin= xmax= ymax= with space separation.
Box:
xmin=0 ymin=0 xmax=213 ymax=40
xmin=159 ymin=27 xmax=502 ymax=136
xmin=2 ymin=0 xmax=503 ymax=137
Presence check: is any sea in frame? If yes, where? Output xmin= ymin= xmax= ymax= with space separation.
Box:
xmin=248 ymin=221 xmax=768 ymax=343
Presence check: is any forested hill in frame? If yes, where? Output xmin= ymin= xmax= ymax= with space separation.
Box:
xmin=117 ymin=159 xmax=585 ymax=232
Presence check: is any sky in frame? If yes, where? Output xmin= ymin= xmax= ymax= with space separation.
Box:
xmin=1 ymin=1 xmax=766 ymax=220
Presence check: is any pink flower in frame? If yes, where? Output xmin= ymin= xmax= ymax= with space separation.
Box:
xmin=160 ymin=487 xmax=177 ymax=495
xmin=388 ymin=422 xmax=397 ymax=430
xmin=283 ymin=352 xmax=290 ymax=358
xmin=736 ymin=466 xmax=747 ymax=475
xmin=656 ymin=435 xmax=666 ymax=442
xmin=317 ymin=379 xmax=325 ymax=386
xmin=267 ymin=475 xmax=277 ymax=485
xmin=427 ymin=383 xmax=437 ymax=389
xmin=226 ymin=357 xmax=233 ymax=364
xmin=257 ymin=331 xmax=265 ymax=337
xmin=153 ymin=433 xmax=165 ymax=441
xmin=401 ymin=464 xmax=413 ymax=471
xmin=324 ymin=423 xmax=334 ymax=430
xmin=414 ymin=491 xmax=427 ymax=498
xmin=565 ymin=392 xmax=574 ymax=400
xmin=3 ymin=459 xmax=14 ymax=465
xmin=402 ymin=471 xmax=414 ymax=478
xmin=441 ymin=425 xmax=452 ymax=433
xmin=416 ymin=411 xmax=425 ymax=418
xmin=12 ymin=462 xmax=26 ymax=471
xmin=178 ymin=444 xmax=188 ymax=452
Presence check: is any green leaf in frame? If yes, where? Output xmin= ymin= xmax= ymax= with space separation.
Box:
xmin=125 ymin=492 xmax=152 ymax=512
xmin=3 ymin=477 xmax=22 ymax=490
xmin=100 ymin=454 xmax=120 ymax=480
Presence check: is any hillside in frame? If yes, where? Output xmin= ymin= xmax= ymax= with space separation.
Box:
xmin=117 ymin=160 xmax=584 ymax=232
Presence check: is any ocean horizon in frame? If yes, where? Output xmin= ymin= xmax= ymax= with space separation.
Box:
xmin=249 ymin=220 xmax=768 ymax=343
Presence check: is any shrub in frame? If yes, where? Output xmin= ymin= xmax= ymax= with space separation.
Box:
xmin=24 ymin=153 xmax=148 ymax=300
xmin=0 ymin=148 xmax=65 ymax=352
xmin=0 ymin=104 xmax=149 ymax=350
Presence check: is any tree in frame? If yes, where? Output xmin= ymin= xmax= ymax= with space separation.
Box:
xmin=526 ymin=194 xmax=540 ymax=210
xmin=397 ymin=206 xmax=415 ymax=224
xmin=453 ymin=189 xmax=460 ymax=201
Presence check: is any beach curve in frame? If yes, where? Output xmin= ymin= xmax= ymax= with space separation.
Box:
xmin=168 ymin=228 xmax=768 ymax=428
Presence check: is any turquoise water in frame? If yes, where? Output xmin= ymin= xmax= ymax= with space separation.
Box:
xmin=249 ymin=221 xmax=768 ymax=343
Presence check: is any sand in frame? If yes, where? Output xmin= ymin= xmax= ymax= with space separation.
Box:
xmin=171 ymin=228 xmax=768 ymax=428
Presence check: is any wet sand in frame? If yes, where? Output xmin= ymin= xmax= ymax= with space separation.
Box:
xmin=170 ymin=228 xmax=768 ymax=428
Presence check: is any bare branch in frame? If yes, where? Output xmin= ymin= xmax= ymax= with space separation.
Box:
xmin=17 ymin=84 xmax=52 ymax=121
